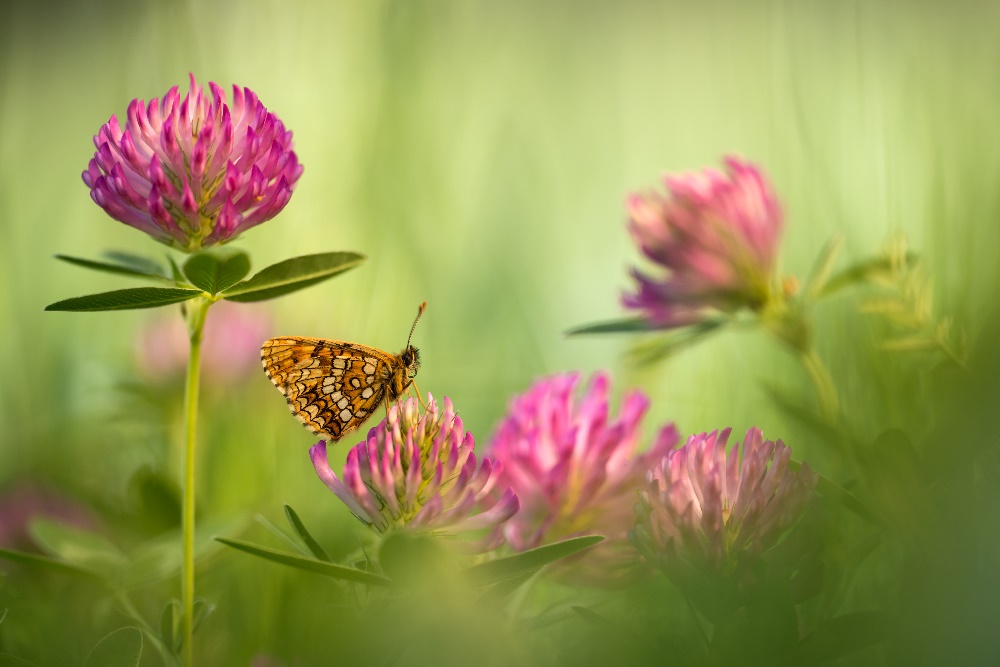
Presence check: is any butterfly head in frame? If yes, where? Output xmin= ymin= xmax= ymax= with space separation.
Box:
xmin=401 ymin=301 xmax=426 ymax=379
xmin=401 ymin=345 xmax=421 ymax=378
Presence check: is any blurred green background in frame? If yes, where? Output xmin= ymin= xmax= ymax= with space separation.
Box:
xmin=2 ymin=0 xmax=1000 ymax=664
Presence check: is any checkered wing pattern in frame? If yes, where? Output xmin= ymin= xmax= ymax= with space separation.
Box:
xmin=261 ymin=337 xmax=398 ymax=441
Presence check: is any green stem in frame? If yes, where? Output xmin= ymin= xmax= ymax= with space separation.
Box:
xmin=799 ymin=348 xmax=839 ymax=422
xmin=182 ymin=297 xmax=210 ymax=667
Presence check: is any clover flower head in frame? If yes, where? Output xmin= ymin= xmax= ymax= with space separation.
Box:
xmin=623 ymin=156 xmax=783 ymax=328
xmin=486 ymin=372 xmax=678 ymax=581
xmin=310 ymin=395 xmax=518 ymax=552
xmin=82 ymin=73 xmax=303 ymax=251
xmin=632 ymin=427 xmax=818 ymax=576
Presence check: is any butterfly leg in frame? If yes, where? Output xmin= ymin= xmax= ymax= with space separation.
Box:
xmin=411 ymin=380 xmax=428 ymax=409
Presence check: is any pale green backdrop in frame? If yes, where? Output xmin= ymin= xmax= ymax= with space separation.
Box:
xmin=1 ymin=0 xmax=998 ymax=662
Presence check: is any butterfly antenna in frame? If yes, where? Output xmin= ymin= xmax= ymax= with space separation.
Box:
xmin=406 ymin=301 xmax=427 ymax=348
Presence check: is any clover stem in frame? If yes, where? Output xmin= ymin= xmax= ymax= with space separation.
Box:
xmin=182 ymin=297 xmax=210 ymax=667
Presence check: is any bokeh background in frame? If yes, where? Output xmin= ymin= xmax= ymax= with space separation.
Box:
xmin=2 ymin=0 xmax=1000 ymax=664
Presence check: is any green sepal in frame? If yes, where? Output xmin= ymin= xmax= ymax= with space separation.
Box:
xmin=284 ymin=505 xmax=331 ymax=562
xmin=222 ymin=252 xmax=365 ymax=302
xmin=55 ymin=252 xmax=169 ymax=281
xmin=215 ymin=537 xmax=390 ymax=586
xmin=45 ymin=287 xmax=202 ymax=312
xmin=83 ymin=627 xmax=143 ymax=667
xmin=182 ymin=248 xmax=251 ymax=295
xmin=463 ymin=535 xmax=604 ymax=586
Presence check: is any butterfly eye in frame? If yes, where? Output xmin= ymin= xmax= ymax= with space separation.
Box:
xmin=401 ymin=350 xmax=413 ymax=366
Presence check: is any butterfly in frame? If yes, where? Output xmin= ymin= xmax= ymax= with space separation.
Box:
xmin=261 ymin=302 xmax=426 ymax=442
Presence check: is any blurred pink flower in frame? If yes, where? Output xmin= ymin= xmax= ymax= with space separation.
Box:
xmin=0 ymin=483 xmax=96 ymax=550
xmin=135 ymin=300 xmax=270 ymax=384
xmin=311 ymin=395 xmax=519 ymax=552
xmin=485 ymin=372 xmax=678 ymax=581
xmin=632 ymin=427 xmax=818 ymax=576
xmin=623 ymin=156 xmax=783 ymax=328
xmin=82 ymin=74 xmax=303 ymax=252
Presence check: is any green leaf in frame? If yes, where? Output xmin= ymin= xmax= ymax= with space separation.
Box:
xmin=191 ymin=598 xmax=216 ymax=635
xmin=567 ymin=316 xmax=728 ymax=363
xmin=127 ymin=467 xmax=182 ymax=534
xmin=166 ymin=255 xmax=185 ymax=282
xmin=804 ymin=234 xmax=843 ymax=300
xmin=215 ymin=537 xmax=390 ymax=586
xmin=812 ymin=472 xmax=885 ymax=527
xmin=463 ymin=535 xmax=604 ymax=586
xmin=0 ymin=547 xmax=98 ymax=578
xmin=55 ymin=253 xmax=168 ymax=281
xmin=123 ymin=516 xmax=245 ymax=589
xmin=790 ymin=611 xmax=893 ymax=663
xmin=817 ymin=252 xmax=919 ymax=298
xmin=183 ymin=249 xmax=251 ymax=295
xmin=284 ymin=505 xmax=330 ymax=562
xmin=254 ymin=514 xmax=308 ymax=555
xmin=104 ymin=251 xmax=170 ymax=277
xmin=477 ymin=571 xmax=536 ymax=605
xmin=0 ymin=654 xmax=40 ymax=667
xmin=763 ymin=383 xmax=855 ymax=453
xmin=566 ymin=318 xmax=656 ymax=335
xmin=627 ymin=319 xmax=727 ymax=365
xmin=222 ymin=252 xmax=365 ymax=302
xmin=29 ymin=519 xmax=125 ymax=579
xmin=45 ymin=287 xmax=201 ymax=312
xmin=572 ymin=604 xmax=611 ymax=627
xmin=83 ymin=626 xmax=143 ymax=667
xmin=160 ymin=600 xmax=182 ymax=653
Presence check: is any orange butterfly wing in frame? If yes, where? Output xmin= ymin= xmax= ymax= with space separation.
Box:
xmin=261 ymin=337 xmax=399 ymax=441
